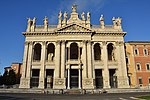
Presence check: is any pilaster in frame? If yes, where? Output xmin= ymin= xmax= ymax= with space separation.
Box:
xmin=60 ymin=40 xmax=66 ymax=88
xmin=24 ymin=41 xmax=33 ymax=88
xmin=38 ymin=41 xmax=46 ymax=89
xmin=102 ymin=41 xmax=110 ymax=88
xmin=19 ymin=41 xmax=29 ymax=88
xmin=119 ymin=42 xmax=129 ymax=88
xmin=82 ymin=40 xmax=87 ymax=78
xmin=82 ymin=41 xmax=94 ymax=89
xmin=87 ymin=41 xmax=92 ymax=78
xmin=53 ymin=40 xmax=66 ymax=89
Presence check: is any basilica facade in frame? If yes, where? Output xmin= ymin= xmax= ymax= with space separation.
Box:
xmin=19 ymin=5 xmax=129 ymax=89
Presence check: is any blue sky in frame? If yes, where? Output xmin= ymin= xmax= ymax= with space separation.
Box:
xmin=0 ymin=0 xmax=150 ymax=74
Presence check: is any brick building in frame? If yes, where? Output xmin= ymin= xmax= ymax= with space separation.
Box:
xmin=125 ymin=41 xmax=150 ymax=88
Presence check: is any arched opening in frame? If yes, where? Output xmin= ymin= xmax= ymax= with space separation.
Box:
xmin=94 ymin=43 xmax=101 ymax=60
xmin=33 ymin=43 xmax=41 ymax=61
xmin=47 ymin=43 xmax=55 ymax=61
xmin=107 ymin=43 xmax=115 ymax=61
xmin=70 ymin=43 xmax=78 ymax=59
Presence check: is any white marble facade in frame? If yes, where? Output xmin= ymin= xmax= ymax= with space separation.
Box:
xmin=19 ymin=5 xmax=129 ymax=89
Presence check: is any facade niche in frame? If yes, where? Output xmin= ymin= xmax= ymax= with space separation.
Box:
xmin=107 ymin=43 xmax=115 ymax=61
xmin=94 ymin=43 xmax=101 ymax=60
xmin=47 ymin=43 xmax=55 ymax=61
xmin=33 ymin=43 xmax=41 ymax=61
xmin=70 ymin=43 xmax=78 ymax=59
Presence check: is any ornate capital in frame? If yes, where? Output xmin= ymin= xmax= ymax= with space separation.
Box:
xmin=61 ymin=40 xmax=66 ymax=44
xmin=102 ymin=41 xmax=107 ymax=45
xmin=87 ymin=40 xmax=91 ymax=44
xmin=56 ymin=40 xmax=61 ymax=45
xmin=24 ymin=41 xmax=29 ymax=45
xmin=82 ymin=40 xmax=87 ymax=44
xmin=116 ymin=41 xmax=124 ymax=46
xmin=42 ymin=41 xmax=46 ymax=46
xmin=28 ymin=41 xmax=33 ymax=45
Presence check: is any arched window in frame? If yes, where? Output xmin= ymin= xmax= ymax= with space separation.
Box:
xmin=70 ymin=43 xmax=78 ymax=59
xmin=33 ymin=43 xmax=41 ymax=61
xmin=107 ymin=43 xmax=115 ymax=61
xmin=94 ymin=43 xmax=101 ymax=60
xmin=47 ymin=43 xmax=55 ymax=61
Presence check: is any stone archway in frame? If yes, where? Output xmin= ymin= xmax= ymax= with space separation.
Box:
xmin=33 ymin=43 xmax=41 ymax=61
xmin=70 ymin=43 xmax=78 ymax=59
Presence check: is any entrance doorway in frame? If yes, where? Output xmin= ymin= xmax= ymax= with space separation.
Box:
xmin=95 ymin=69 xmax=103 ymax=88
xmin=70 ymin=69 xmax=78 ymax=88
xmin=45 ymin=69 xmax=54 ymax=88
xmin=31 ymin=69 xmax=40 ymax=88
xmin=109 ymin=69 xmax=117 ymax=88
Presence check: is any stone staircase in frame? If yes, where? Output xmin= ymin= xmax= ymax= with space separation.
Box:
xmin=64 ymin=89 xmax=81 ymax=94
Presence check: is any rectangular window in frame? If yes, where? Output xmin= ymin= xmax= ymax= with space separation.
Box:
xmin=138 ymin=77 xmax=142 ymax=84
xmin=135 ymin=49 xmax=138 ymax=55
xmin=136 ymin=63 xmax=141 ymax=71
xmin=144 ymin=49 xmax=148 ymax=56
xmin=146 ymin=63 xmax=150 ymax=70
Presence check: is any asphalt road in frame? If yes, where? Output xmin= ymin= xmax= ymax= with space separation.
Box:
xmin=0 ymin=92 xmax=149 ymax=100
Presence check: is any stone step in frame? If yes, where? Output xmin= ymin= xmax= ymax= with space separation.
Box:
xmin=64 ymin=89 xmax=81 ymax=94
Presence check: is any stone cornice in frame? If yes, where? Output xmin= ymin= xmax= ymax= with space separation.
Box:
xmin=22 ymin=32 xmax=55 ymax=36
xmin=22 ymin=31 xmax=126 ymax=36
xmin=94 ymin=32 xmax=126 ymax=36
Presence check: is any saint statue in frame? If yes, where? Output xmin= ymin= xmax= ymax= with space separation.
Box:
xmin=32 ymin=17 xmax=36 ymax=26
xmin=81 ymin=12 xmax=85 ymax=20
xmin=87 ymin=12 xmax=90 ymax=21
xmin=116 ymin=17 xmax=122 ymax=26
xmin=44 ymin=16 xmax=48 ymax=26
xmin=100 ymin=15 xmax=104 ymax=26
xmin=58 ymin=11 xmax=62 ymax=20
xmin=64 ymin=11 xmax=68 ymax=19
xmin=27 ymin=18 xmax=32 ymax=31
xmin=72 ymin=4 xmax=77 ymax=12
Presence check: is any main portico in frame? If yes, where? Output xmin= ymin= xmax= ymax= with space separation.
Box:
xmin=19 ymin=5 xmax=129 ymax=89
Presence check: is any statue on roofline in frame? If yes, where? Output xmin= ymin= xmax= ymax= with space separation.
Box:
xmin=112 ymin=17 xmax=122 ymax=26
xmin=100 ymin=15 xmax=104 ymax=26
xmin=32 ymin=17 xmax=36 ymax=26
xmin=58 ymin=11 xmax=62 ymax=20
xmin=81 ymin=12 xmax=85 ymax=20
xmin=87 ymin=12 xmax=90 ymax=21
xmin=44 ymin=16 xmax=48 ymax=26
xmin=64 ymin=11 xmax=68 ymax=19
xmin=72 ymin=4 xmax=77 ymax=13
xmin=27 ymin=17 xmax=32 ymax=32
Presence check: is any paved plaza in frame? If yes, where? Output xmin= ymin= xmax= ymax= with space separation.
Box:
xmin=0 ymin=92 xmax=149 ymax=100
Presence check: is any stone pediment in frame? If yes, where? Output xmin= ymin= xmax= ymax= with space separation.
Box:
xmin=55 ymin=23 xmax=93 ymax=33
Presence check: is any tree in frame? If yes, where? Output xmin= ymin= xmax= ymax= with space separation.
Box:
xmin=2 ymin=70 xmax=16 ymax=85
xmin=0 ymin=74 xmax=3 ymax=85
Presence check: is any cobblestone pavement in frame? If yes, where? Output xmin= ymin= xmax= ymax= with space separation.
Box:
xmin=0 ymin=92 xmax=149 ymax=100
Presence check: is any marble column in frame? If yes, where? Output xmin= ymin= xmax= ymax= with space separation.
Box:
xmin=82 ymin=41 xmax=87 ymax=78
xmin=19 ymin=41 xmax=29 ymax=88
xmin=87 ymin=41 xmax=92 ymax=78
xmin=102 ymin=41 xmax=110 ymax=88
xmin=54 ymin=41 xmax=61 ymax=78
xmin=78 ymin=66 xmax=81 ymax=89
xmin=60 ymin=40 xmax=66 ymax=89
xmin=119 ymin=42 xmax=129 ymax=88
xmin=61 ymin=40 xmax=66 ymax=78
xmin=67 ymin=67 xmax=70 ymax=89
xmin=38 ymin=42 xmax=46 ymax=89
xmin=26 ymin=41 xmax=33 ymax=88
xmin=21 ymin=41 xmax=29 ymax=78
xmin=68 ymin=47 xmax=70 ymax=60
